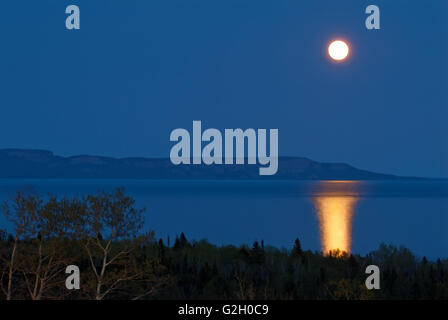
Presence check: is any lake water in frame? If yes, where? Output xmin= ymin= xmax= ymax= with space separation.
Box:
xmin=0 ymin=179 xmax=447 ymax=259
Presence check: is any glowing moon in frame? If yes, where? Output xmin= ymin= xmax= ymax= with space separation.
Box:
xmin=328 ymin=40 xmax=349 ymax=61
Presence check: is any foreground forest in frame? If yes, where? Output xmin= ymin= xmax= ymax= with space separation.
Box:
xmin=0 ymin=188 xmax=447 ymax=300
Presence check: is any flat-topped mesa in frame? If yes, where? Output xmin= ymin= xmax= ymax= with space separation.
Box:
xmin=0 ymin=149 xmax=54 ymax=161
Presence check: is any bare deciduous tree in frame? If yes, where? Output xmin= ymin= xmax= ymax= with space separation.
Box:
xmin=80 ymin=188 xmax=148 ymax=300
xmin=19 ymin=196 xmax=78 ymax=300
xmin=1 ymin=192 xmax=40 ymax=300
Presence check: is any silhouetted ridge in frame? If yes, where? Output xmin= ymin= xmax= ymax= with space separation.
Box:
xmin=0 ymin=149 xmax=417 ymax=180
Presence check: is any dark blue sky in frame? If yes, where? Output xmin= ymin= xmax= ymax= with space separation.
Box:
xmin=0 ymin=1 xmax=446 ymax=177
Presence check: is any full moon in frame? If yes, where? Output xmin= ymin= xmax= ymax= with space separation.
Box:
xmin=328 ymin=40 xmax=349 ymax=61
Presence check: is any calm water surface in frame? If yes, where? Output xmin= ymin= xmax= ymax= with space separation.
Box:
xmin=0 ymin=179 xmax=447 ymax=259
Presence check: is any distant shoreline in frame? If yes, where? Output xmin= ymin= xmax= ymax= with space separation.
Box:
xmin=0 ymin=148 xmax=429 ymax=180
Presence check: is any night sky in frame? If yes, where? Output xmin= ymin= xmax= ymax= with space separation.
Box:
xmin=0 ymin=0 xmax=446 ymax=177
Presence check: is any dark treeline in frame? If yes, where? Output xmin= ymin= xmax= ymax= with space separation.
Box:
xmin=0 ymin=188 xmax=447 ymax=300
